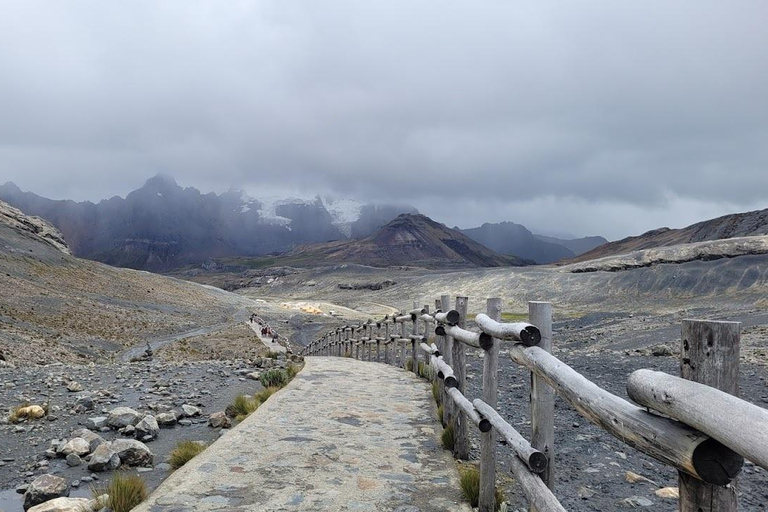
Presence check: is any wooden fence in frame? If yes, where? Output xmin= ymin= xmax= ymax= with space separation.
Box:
xmin=299 ymin=296 xmax=768 ymax=511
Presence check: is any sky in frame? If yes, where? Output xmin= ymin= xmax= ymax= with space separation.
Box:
xmin=0 ymin=1 xmax=766 ymax=240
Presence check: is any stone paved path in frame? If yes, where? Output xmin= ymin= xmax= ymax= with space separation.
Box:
xmin=247 ymin=320 xmax=287 ymax=354
xmin=134 ymin=357 xmax=471 ymax=511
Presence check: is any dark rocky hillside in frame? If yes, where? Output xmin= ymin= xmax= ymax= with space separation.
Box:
xmin=534 ymin=234 xmax=608 ymax=256
xmin=460 ymin=221 xmax=575 ymax=264
xmin=287 ymin=214 xmax=533 ymax=268
xmin=0 ymin=176 xmax=415 ymax=271
xmin=572 ymin=207 xmax=768 ymax=263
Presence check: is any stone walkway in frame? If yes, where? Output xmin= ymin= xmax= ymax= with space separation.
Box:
xmin=134 ymin=357 xmax=471 ymax=511
xmin=247 ymin=320 xmax=287 ymax=354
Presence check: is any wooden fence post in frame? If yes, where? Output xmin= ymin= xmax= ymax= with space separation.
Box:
xmin=441 ymin=295 xmax=454 ymax=435
xmin=529 ymin=301 xmax=554 ymax=509
xmin=412 ymin=312 xmax=419 ymax=375
xmin=453 ymin=296 xmax=470 ymax=460
xmin=400 ymin=320 xmax=406 ymax=369
xmin=384 ymin=322 xmax=391 ymax=364
xmin=679 ymin=320 xmax=740 ymax=512
xmin=479 ymin=298 xmax=501 ymax=512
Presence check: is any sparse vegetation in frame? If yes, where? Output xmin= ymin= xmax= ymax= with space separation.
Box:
xmin=94 ymin=472 xmax=148 ymax=512
xmin=230 ymin=394 xmax=260 ymax=421
xmin=432 ymin=381 xmax=442 ymax=405
xmin=7 ymin=402 xmax=46 ymax=423
xmin=437 ymin=404 xmax=444 ymax=425
xmin=254 ymin=386 xmax=280 ymax=403
xmin=265 ymin=350 xmax=280 ymax=359
xmin=405 ymin=359 xmax=413 ymax=371
xmin=259 ymin=368 xmax=288 ymax=388
xmin=169 ymin=440 xmax=207 ymax=469
xmin=285 ymin=362 xmax=299 ymax=379
xmin=418 ymin=361 xmax=433 ymax=380
xmin=441 ymin=424 xmax=455 ymax=450
xmin=459 ymin=466 xmax=505 ymax=510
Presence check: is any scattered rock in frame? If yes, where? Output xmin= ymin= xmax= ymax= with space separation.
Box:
xmin=625 ymin=471 xmax=658 ymax=486
xmin=65 ymin=453 xmax=82 ymax=467
xmin=58 ymin=438 xmax=90 ymax=458
xmin=70 ymin=429 xmax=105 ymax=452
xmin=208 ymin=411 xmax=232 ymax=429
xmin=107 ymin=407 xmax=141 ymax=429
xmin=27 ymin=497 xmax=92 ymax=512
xmin=619 ymin=496 xmax=654 ymax=507
xmin=110 ymin=439 xmax=154 ymax=466
xmin=87 ymin=444 xmax=121 ymax=472
xmin=85 ymin=417 xmax=108 ymax=430
xmin=66 ymin=381 xmax=83 ymax=392
xmin=181 ymin=404 xmax=201 ymax=417
xmin=655 ymin=487 xmax=680 ymax=499
xmin=23 ymin=474 xmax=70 ymax=510
xmin=156 ymin=412 xmax=177 ymax=427
xmin=135 ymin=415 xmax=160 ymax=440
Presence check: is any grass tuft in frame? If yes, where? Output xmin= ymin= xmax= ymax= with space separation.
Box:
xmin=459 ymin=466 xmax=506 ymax=510
xmin=254 ymin=386 xmax=280 ymax=403
xmin=437 ymin=404 xmax=444 ymax=426
xmin=405 ymin=359 xmax=413 ymax=371
xmin=259 ymin=369 xmax=288 ymax=388
xmin=94 ymin=472 xmax=148 ymax=512
xmin=285 ymin=363 xmax=299 ymax=379
xmin=265 ymin=350 xmax=280 ymax=359
xmin=230 ymin=394 xmax=260 ymax=421
xmin=441 ymin=424 xmax=455 ymax=451
xmin=432 ymin=381 xmax=442 ymax=406
xmin=169 ymin=440 xmax=206 ymax=469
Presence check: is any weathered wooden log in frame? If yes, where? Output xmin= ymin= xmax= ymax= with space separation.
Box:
xmin=408 ymin=334 xmax=428 ymax=342
xmin=508 ymin=454 xmax=567 ymax=512
xmin=409 ymin=307 xmax=426 ymax=315
xmin=395 ymin=314 xmax=412 ymax=323
xmin=441 ymin=324 xmax=489 ymax=349
xmin=435 ymin=310 xmax=461 ymax=325
xmin=508 ymin=344 xmax=742 ymax=485
xmin=627 ymin=369 xmax=763 ymax=470
xmin=446 ymin=387 xmax=491 ymax=433
xmin=431 ymin=355 xmax=457 ymax=388
xmin=420 ymin=342 xmax=437 ymax=355
xmin=474 ymin=399 xmax=548 ymax=474
xmin=475 ymin=313 xmax=541 ymax=346
xmin=440 ymin=295 xmax=455 ymax=439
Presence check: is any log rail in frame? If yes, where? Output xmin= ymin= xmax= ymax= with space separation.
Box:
xmin=299 ymin=297 xmax=765 ymax=511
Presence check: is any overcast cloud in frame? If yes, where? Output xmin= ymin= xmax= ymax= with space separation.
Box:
xmin=1 ymin=1 xmax=766 ymax=239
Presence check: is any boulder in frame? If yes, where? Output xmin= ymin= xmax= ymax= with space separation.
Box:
xmin=135 ymin=415 xmax=159 ymax=440
xmin=156 ymin=412 xmax=177 ymax=427
xmin=85 ymin=417 xmax=108 ymax=430
xmin=107 ymin=407 xmax=141 ymax=429
xmin=110 ymin=439 xmax=154 ymax=466
xmin=74 ymin=394 xmax=94 ymax=411
xmin=208 ymin=411 xmax=231 ymax=429
xmin=87 ymin=444 xmax=121 ymax=472
xmin=181 ymin=404 xmax=201 ymax=417
xmin=23 ymin=475 xmax=70 ymax=510
xmin=27 ymin=497 xmax=92 ymax=512
xmin=70 ymin=429 xmax=105 ymax=452
xmin=58 ymin=438 xmax=90 ymax=457
xmin=65 ymin=453 xmax=82 ymax=467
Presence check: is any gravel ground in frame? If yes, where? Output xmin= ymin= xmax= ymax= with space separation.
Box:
xmin=0 ymin=358 xmax=272 ymax=512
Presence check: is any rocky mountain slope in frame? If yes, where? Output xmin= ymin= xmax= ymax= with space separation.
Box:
xmin=572 ymin=207 xmax=768 ymax=263
xmin=460 ymin=221 xmax=576 ymax=264
xmin=286 ymin=214 xmax=533 ymax=268
xmin=0 ymin=176 xmax=416 ymax=271
xmin=0 ymin=199 xmax=252 ymax=366
xmin=533 ymin=234 xmax=608 ymax=256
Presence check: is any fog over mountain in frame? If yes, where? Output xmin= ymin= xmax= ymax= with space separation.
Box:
xmin=1 ymin=2 xmax=766 ymax=240
xmin=0 ymin=175 xmax=417 ymax=270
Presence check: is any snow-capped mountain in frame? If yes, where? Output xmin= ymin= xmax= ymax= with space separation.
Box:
xmin=0 ymin=175 xmax=417 ymax=271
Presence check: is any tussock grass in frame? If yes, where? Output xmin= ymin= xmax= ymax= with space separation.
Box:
xmin=254 ymin=386 xmax=280 ymax=403
xmin=7 ymin=402 xmax=47 ymax=423
xmin=265 ymin=350 xmax=280 ymax=359
xmin=437 ymin=405 xmax=444 ymax=426
xmin=405 ymin=359 xmax=413 ymax=371
xmin=459 ymin=466 xmax=506 ymax=510
xmin=441 ymin=424 xmax=455 ymax=451
xmin=259 ymin=369 xmax=288 ymax=388
xmin=169 ymin=440 xmax=206 ymax=469
xmin=285 ymin=363 xmax=300 ymax=379
xmin=418 ymin=361 xmax=433 ymax=380
xmin=230 ymin=394 xmax=260 ymax=421
xmin=94 ymin=472 xmax=148 ymax=512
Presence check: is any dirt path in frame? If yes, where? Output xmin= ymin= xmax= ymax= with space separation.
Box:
xmin=134 ymin=357 xmax=471 ymax=511
xmin=246 ymin=320 xmax=287 ymax=353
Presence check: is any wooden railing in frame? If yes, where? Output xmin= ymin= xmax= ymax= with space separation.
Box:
xmin=299 ymin=297 xmax=768 ymax=512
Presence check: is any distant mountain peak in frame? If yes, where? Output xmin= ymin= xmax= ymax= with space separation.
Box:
xmin=142 ymin=173 xmax=180 ymax=193
xmin=0 ymin=181 xmax=21 ymax=193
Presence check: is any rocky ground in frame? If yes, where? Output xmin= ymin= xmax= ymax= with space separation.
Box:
xmin=454 ymin=308 xmax=768 ymax=511
xmin=0 ymin=354 xmax=298 ymax=512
